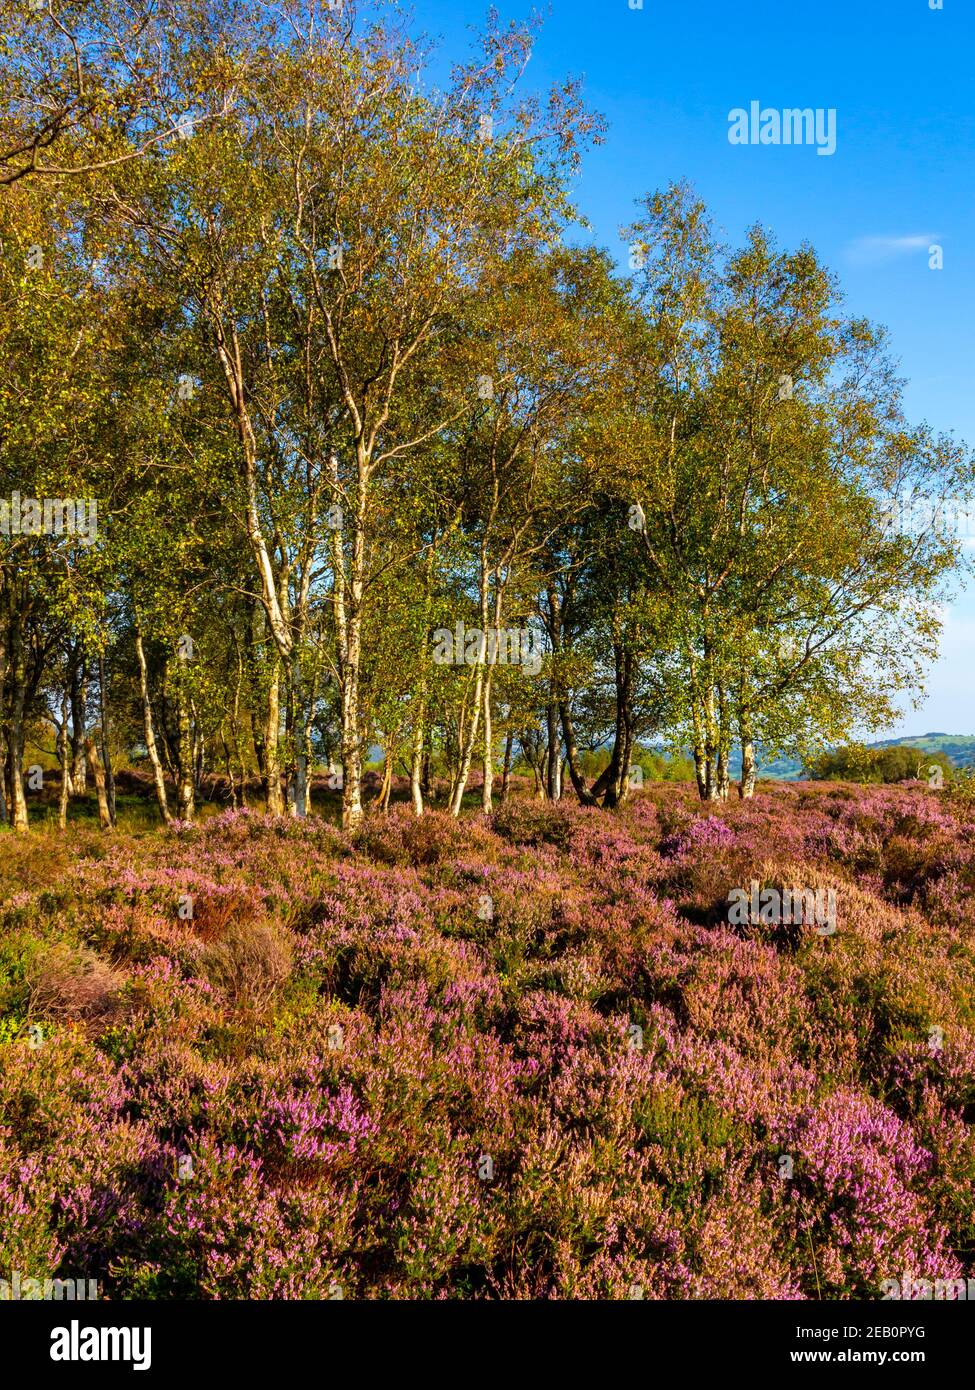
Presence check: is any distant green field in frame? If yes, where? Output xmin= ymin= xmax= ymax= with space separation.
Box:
xmin=729 ymin=733 xmax=975 ymax=782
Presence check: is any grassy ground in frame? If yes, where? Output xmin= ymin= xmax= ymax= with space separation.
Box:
xmin=1 ymin=781 xmax=974 ymax=1298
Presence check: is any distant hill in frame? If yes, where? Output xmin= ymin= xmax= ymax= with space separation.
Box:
xmin=728 ymin=734 xmax=975 ymax=782
xmin=869 ymin=733 xmax=975 ymax=766
xmin=725 ymin=748 xmax=804 ymax=781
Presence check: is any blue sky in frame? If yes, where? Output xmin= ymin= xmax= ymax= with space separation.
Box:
xmin=413 ymin=0 xmax=974 ymax=735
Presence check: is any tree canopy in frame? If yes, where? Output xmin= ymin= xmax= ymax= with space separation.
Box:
xmin=2 ymin=1 xmax=972 ymax=831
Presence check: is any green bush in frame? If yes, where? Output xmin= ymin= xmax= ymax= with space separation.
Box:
xmin=807 ymin=743 xmax=955 ymax=785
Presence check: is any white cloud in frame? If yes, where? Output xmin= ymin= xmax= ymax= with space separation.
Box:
xmin=845 ymin=234 xmax=941 ymax=267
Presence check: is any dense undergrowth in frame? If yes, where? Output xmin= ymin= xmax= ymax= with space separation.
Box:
xmin=1 ymin=781 xmax=974 ymax=1299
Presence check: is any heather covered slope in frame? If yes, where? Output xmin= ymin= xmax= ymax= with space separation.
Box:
xmin=1 ymin=783 xmax=974 ymax=1299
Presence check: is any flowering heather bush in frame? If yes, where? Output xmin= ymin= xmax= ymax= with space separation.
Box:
xmin=1 ymin=783 xmax=974 ymax=1299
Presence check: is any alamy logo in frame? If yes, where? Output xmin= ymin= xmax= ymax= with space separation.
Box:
xmin=881 ymin=492 xmax=975 ymax=539
xmin=1 ymin=1271 xmax=99 ymax=1300
xmin=49 ymin=1320 xmax=151 ymax=1371
xmin=728 ymin=102 xmax=837 ymax=157
xmin=432 ymin=621 xmax=542 ymax=677
xmin=727 ymin=880 xmax=837 ymax=934
xmin=0 ymin=492 xmax=98 ymax=545
xmin=882 ymin=1274 xmax=975 ymax=1301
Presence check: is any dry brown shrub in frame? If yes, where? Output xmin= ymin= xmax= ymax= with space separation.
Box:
xmin=26 ymin=942 xmax=125 ymax=1023
xmin=200 ymin=920 xmax=293 ymax=1015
